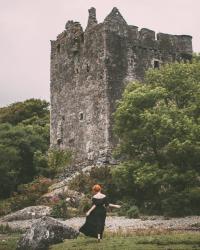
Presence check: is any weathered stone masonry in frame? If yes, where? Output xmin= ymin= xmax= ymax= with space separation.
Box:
xmin=50 ymin=7 xmax=192 ymax=165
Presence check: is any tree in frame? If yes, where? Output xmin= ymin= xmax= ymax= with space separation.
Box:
xmin=112 ymin=60 xmax=200 ymax=216
xmin=0 ymin=123 xmax=50 ymax=198
xmin=0 ymin=99 xmax=50 ymax=198
xmin=0 ymin=99 xmax=49 ymax=125
xmin=47 ymin=148 xmax=72 ymax=177
xmin=193 ymin=52 xmax=200 ymax=62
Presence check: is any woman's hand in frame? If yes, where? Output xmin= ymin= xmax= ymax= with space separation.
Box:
xmin=86 ymin=211 xmax=90 ymax=216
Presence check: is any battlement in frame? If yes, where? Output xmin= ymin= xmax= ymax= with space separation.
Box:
xmin=50 ymin=8 xmax=193 ymax=165
xmin=52 ymin=7 xmax=192 ymax=58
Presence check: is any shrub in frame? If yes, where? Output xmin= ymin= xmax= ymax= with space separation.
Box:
xmin=126 ymin=206 xmax=140 ymax=218
xmin=68 ymin=171 xmax=92 ymax=194
xmin=161 ymin=188 xmax=200 ymax=217
xmin=0 ymin=200 xmax=12 ymax=217
xmin=50 ymin=200 xmax=69 ymax=218
xmin=112 ymin=61 xmax=200 ymax=216
xmin=78 ymin=197 xmax=92 ymax=215
xmin=68 ymin=166 xmax=119 ymax=203
xmin=117 ymin=200 xmax=140 ymax=218
xmin=0 ymin=177 xmax=53 ymax=216
xmin=48 ymin=149 xmax=72 ymax=176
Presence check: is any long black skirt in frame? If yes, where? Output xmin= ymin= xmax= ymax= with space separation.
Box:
xmin=79 ymin=207 xmax=106 ymax=238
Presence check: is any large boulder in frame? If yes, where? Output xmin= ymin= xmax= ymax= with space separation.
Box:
xmin=16 ymin=216 xmax=79 ymax=250
xmin=1 ymin=206 xmax=52 ymax=222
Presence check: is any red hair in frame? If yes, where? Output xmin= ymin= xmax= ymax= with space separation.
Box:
xmin=92 ymin=184 xmax=102 ymax=193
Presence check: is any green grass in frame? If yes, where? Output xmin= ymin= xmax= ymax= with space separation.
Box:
xmin=0 ymin=233 xmax=20 ymax=250
xmin=1 ymin=231 xmax=200 ymax=250
xmin=50 ymin=232 xmax=200 ymax=250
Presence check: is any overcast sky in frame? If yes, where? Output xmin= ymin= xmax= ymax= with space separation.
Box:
xmin=0 ymin=0 xmax=199 ymax=107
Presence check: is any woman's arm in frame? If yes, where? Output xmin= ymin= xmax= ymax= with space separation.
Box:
xmin=86 ymin=205 xmax=96 ymax=216
xmin=109 ymin=203 xmax=121 ymax=208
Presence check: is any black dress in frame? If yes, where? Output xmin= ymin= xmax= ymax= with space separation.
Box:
xmin=79 ymin=196 xmax=109 ymax=239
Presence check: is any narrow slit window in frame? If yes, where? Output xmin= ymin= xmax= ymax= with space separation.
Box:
xmin=57 ymin=138 xmax=62 ymax=145
xmin=79 ymin=112 xmax=84 ymax=120
xmin=154 ymin=60 xmax=160 ymax=69
xmin=57 ymin=44 xmax=61 ymax=54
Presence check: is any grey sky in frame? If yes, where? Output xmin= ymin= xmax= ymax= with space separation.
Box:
xmin=0 ymin=0 xmax=199 ymax=107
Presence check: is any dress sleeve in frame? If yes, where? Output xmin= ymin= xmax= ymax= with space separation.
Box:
xmin=104 ymin=196 xmax=109 ymax=207
xmin=92 ymin=198 xmax=96 ymax=205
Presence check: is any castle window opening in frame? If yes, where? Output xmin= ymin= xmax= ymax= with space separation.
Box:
xmin=57 ymin=138 xmax=62 ymax=145
xmin=57 ymin=44 xmax=61 ymax=54
xmin=86 ymin=64 xmax=90 ymax=72
xmin=154 ymin=60 xmax=160 ymax=69
xmin=79 ymin=112 xmax=84 ymax=120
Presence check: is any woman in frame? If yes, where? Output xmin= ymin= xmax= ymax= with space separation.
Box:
xmin=79 ymin=184 xmax=121 ymax=242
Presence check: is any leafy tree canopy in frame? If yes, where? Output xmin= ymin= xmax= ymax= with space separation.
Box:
xmin=0 ymin=99 xmax=49 ymax=125
xmin=0 ymin=99 xmax=50 ymax=198
xmin=112 ymin=60 xmax=200 ymax=216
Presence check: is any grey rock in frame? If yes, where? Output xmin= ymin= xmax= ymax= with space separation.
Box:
xmin=1 ymin=206 xmax=52 ymax=222
xmin=16 ymin=216 xmax=79 ymax=250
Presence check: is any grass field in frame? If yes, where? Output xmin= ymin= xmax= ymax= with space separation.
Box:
xmin=50 ymin=231 xmax=200 ymax=250
xmin=0 ymin=233 xmax=20 ymax=250
xmin=0 ymin=231 xmax=200 ymax=250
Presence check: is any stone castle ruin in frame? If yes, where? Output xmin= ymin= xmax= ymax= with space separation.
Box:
xmin=50 ymin=7 xmax=192 ymax=165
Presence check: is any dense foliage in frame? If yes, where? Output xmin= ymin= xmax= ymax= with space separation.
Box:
xmin=68 ymin=166 xmax=118 ymax=201
xmin=0 ymin=99 xmax=50 ymax=198
xmin=112 ymin=60 xmax=200 ymax=216
xmin=48 ymin=148 xmax=72 ymax=174
xmin=0 ymin=177 xmax=53 ymax=216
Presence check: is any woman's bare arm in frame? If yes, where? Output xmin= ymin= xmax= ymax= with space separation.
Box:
xmin=86 ymin=205 xmax=96 ymax=216
xmin=109 ymin=203 xmax=121 ymax=208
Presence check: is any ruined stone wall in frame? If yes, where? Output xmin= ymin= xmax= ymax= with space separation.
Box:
xmin=50 ymin=7 xmax=193 ymax=165
xmin=51 ymin=12 xmax=111 ymax=164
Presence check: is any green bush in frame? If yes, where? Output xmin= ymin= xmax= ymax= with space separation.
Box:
xmin=126 ymin=206 xmax=140 ymax=218
xmin=0 ymin=177 xmax=53 ymax=216
xmin=0 ymin=200 xmax=12 ymax=217
xmin=48 ymin=149 xmax=72 ymax=176
xmin=161 ymin=188 xmax=200 ymax=217
xmin=68 ymin=171 xmax=92 ymax=194
xmin=188 ymin=187 xmax=200 ymax=215
xmin=0 ymin=99 xmax=50 ymax=198
xmin=112 ymin=60 xmax=200 ymax=216
xmin=78 ymin=197 xmax=92 ymax=215
xmin=50 ymin=200 xmax=69 ymax=218
xmin=117 ymin=201 xmax=139 ymax=218
xmin=68 ymin=166 xmax=119 ymax=202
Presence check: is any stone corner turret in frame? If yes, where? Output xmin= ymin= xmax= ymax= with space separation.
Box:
xmin=86 ymin=7 xmax=98 ymax=29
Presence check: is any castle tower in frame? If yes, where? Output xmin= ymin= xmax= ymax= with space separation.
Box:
xmin=50 ymin=7 xmax=192 ymax=165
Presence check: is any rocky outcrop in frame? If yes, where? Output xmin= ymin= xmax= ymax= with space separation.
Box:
xmin=1 ymin=206 xmax=52 ymax=222
xmin=16 ymin=216 xmax=79 ymax=250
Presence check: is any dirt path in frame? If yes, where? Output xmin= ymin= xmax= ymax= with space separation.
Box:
xmin=1 ymin=216 xmax=200 ymax=232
